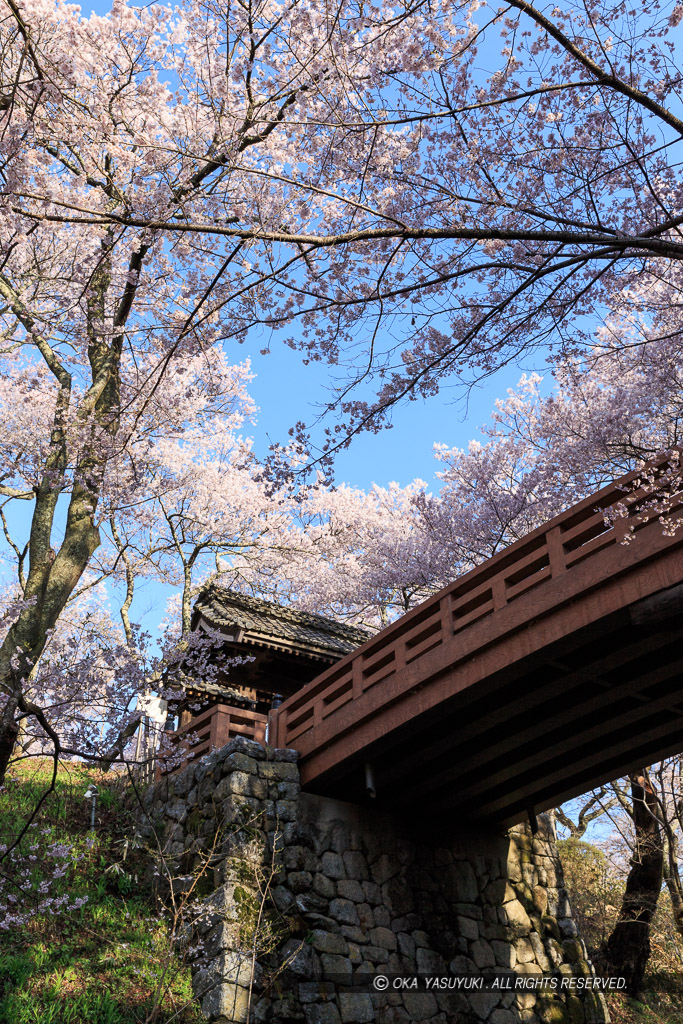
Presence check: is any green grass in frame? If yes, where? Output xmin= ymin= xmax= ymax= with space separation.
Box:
xmin=0 ymin=760 xmax=203 ymax=1024
xmin=4 ymin=763 xmax=681 ymax=1024
xmin=607 ymin=987 xmax=683 ymax=1024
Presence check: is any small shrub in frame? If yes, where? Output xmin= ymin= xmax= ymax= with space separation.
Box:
xmin=0 ymin=760 xmax=203 ymax=1024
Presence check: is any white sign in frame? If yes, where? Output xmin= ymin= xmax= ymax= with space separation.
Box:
xmin=135 ymin=693 xmax=168 ymax=726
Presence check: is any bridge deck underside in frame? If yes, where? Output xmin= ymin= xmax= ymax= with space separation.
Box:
xmin=303 ymin=598 xmax=683 ymax=828
xmin=287 ymin=525 xmax=683 ymax=827
xmin=272 ymin=460 xmax=683 ymax=826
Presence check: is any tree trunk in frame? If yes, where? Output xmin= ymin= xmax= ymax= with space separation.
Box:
xmin=662 ymin=828 xmax=683 ymax=941
xmin=0 ymin=697 xmax=19 ymax=781
xmin=602 ymin=772 xmax=663 ymax=994
xmin=664 ymin=873 xmax=683 ymax=941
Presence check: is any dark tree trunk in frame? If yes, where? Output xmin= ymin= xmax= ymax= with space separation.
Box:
xmin=0 ymin=718 xmax=18 ymax=782
xmin=602 ymin=772 xmax=663 ymax=994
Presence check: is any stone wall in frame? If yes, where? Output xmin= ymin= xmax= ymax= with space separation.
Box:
xmin=136 ymin=738 xmax=609 ymax=1024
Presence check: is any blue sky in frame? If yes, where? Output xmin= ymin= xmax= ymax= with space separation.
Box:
xmin=80 ymin=0 xmax=545 ymax=493
xmin=0 ymin=0 xmax=552 ymax=641
xmin=64 ymin=2 xmax=643 ymax=840
xmin=240 ymin=337 xmax=539 ymax=491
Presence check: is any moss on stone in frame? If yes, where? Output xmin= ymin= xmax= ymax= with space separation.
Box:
xmin=538 ymin=996 xmax=570 ymax=1023
xmin=566 ymin=993 xmax=585 ymax=1023
xmin=516 ymin=880 xmax=534 ymax=904
xmin=542 ymin=914 xmax=561 ymax=941
xmin=561 ymin=939 xmax=584 ymax=964
xmin=186 ymin=808 xmax=203 ymax=836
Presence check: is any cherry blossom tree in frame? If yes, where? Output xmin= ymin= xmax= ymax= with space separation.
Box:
xmin=427 ymin=304 xmax=683 ymax=991
xmin=1 ymin=0 xmax=682 ymax=783
xmin=96 ymin=348 xmax=307 ymax=637
xmin=4 ymin=0 xmax=683 ymax=456
xmin=6 ymin=0 xmax=683 ymax=981
xmin=242 ymin=479 xmax=443 ymax=629
xmin=0 ymin=342 xmax=317 ymax=770
xmin=431 ymin=294 xmax=683 ymax=557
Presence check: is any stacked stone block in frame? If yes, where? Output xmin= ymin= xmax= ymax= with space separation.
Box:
xmin=135 ymin=738 xmax=609 ymax=1024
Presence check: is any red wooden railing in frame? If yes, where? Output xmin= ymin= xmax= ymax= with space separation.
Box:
xmin=272 ymin=453 xmax=683 ymax=752
xmin=157 ymin=703 xmax=267 ymax=777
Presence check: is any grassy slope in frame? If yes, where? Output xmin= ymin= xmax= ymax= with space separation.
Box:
xmin=1 ymin=763 xmax=681 ymax=1024
xmin=0 ymin=761 xmax=202 ymax=1024
xmin=606 ymin=989 xmax=683 ymax=1024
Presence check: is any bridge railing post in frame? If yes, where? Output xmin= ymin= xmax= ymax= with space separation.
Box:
xmin=352 ymin=660 xmax=363 ymax=699
xmin=439 ymin=594 xmax=452 ymax=637
xmin=546 ymin=525 xmax=566 ymax=576
xmin=491 ymin=577 xmax=506 ymax=611
xmin=275 ymin=708 xmax=285 ymax=747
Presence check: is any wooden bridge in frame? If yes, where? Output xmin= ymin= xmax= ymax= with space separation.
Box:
xmin=270 ymin=455 xmax=683 ymax=827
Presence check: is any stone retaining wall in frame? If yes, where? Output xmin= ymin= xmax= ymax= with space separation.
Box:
xmin=136 ymin=738 xmax=609 ymax=1024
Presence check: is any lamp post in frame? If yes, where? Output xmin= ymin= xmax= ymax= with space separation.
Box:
xmin=84 ymin=783 xmax=98 ymax=830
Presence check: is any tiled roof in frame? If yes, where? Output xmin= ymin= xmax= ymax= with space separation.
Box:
xmin=165 ymin=669 xmax=251 ymax=704
xmin=183 ymin=680 xmax=246 ymax=702
xmin=193 ymin=585 xmax=371 ymax=661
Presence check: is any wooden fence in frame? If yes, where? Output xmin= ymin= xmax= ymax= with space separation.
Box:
xmin=272 ymin=452 xmax=683 ymax=753
xmin=156 ymin=703 xmax=268 ymax=777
